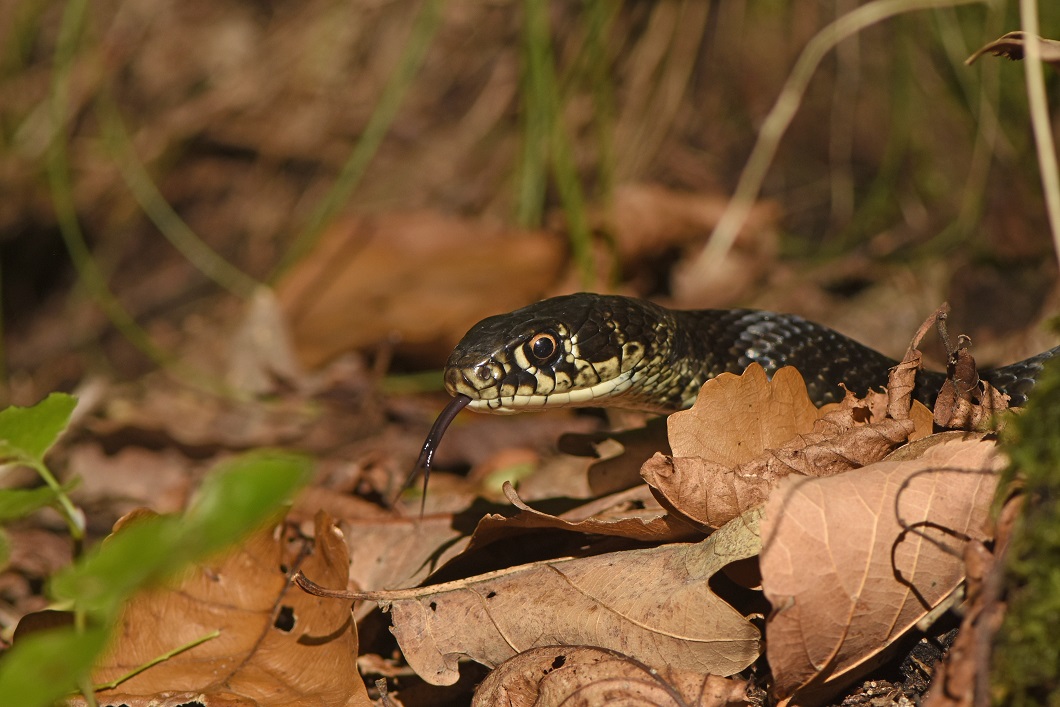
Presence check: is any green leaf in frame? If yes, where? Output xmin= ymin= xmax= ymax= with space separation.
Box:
xmin=49 ymin=451 xmax=312 ymax=619
xmin=183 ymin=451 xmax=313 ymax=555
xmin=0 ymin=393 xmax=77 ymax=464
xmin=0 ymin=625 xmax=108 ymax=707
xmin=49 ymin=514 xmax=184 ymax=618
xmin=0 ymin=486 xmax=65 ymax=521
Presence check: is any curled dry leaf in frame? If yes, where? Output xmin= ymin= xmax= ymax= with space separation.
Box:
xmin=472 ymin=645 xmax=749 ymax=707
xmin=363 ymin=508 xmax=763 ymax=686
xmin=884 ymin=302 xmax=947 ymax=421
xmin=761 ymin=438 xmax=1003 ymax=703
xmin=966 ymin=31 xmax=1060 ymax=70
xmin=885 ymin=302 xmax=961 ymax=436
xmin=76 ymin=514 xmax=369 ymax=707
xmin=932 ymin=341 xmax=1009 ymax=431
xmin=464 ymin=482 xmax=699 ymax=545
xmin=226 ymin=287 xmax=304 ymax=396
xmin=642 ymin=365 xmax=918 ymax=529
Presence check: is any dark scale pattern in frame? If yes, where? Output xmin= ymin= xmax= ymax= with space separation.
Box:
xmin=444 ymin=293 xmax=1059 ymax=413
xmin=668 ymin=307 xmax=1058 ymax=408
xmin=674 ymin=309 xmax=909 ymax=406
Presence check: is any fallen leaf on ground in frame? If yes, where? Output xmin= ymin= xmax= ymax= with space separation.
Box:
xmin=276 ymin=211 xmax=564 ymax=367
xmin=68 ymin=443 xmax=193 ymax=517
xmin=321 ymin=508 xmax=764 ymax=686
xmin=667 ymin=365 xmax=819 ymax=466
xmin=557 ymin=418 xmax=670 ymax=497
xmin=89 ymin=378 xmax=319 ymax=452
xmin=466 ymin=482 xmax=699 ymax=545
xmin=603 ymin=183 xmax=779 ymax=304
xmin=603 ymin=183 xmax=778 ymax=264
xmin=340 ymin=513 xmax=469 ymax=620
xmin=642 ymin=365 xmax=917 ymax=529
xmin=761 ymin=438 xmax=1002 ymax=704
xmin=226 ymin=287 xmax=305 ymax=395
xmin=75 ymin=513 xmax=368 ymax=707
xmin=472 ymin=644 xmax=750 ymax=707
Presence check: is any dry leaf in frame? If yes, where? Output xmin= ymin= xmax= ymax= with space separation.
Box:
xmin=642 ymin=365 xmax=917 ymax=529
xmin=604 ymin=183 xmax=778 ymax=263
xmin=472 ymin=645 xmax=750 ymax=707
xmin=226 ymin=287 xmax=304 ymax=395
xmin=557 ymin=418 xmax=671 ymax=497
xmin=761 ymin=438 xmax=1002 ymax=703
xmin=353 ymin=508 xmax=764 ymax=686
xmin=68 ymin=443 xmax=192 ymax=517
xmin=932 ymin=339 xmax=1010 ymax=430
xmin=78 ymin=514 xmax=369 ymax=707
xmin=966 ymin=31 xmax=1060 ymax=70
xmin=341 ymin=514 xmax=470 ymax=620
xmin=667 ymin=365 xmax=820 ymax=465
xmin=89 ymin=379 xmax=317 ymax=451
xmin=276 ymin=211 xmax=564 ymax=367
xmin=466 ymin=482 xmax=699 ymax=545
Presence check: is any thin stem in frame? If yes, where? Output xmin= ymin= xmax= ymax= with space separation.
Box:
xmin=30 ymin=459 xmax=83 ymax=542
xmin=1020 ymin=0 xmax=1060 ymax=274
xmin=93 ymin=631 xmax=221 ymax=691
xmin=48 ymin=0 xmax=172 ymax=367
xmin=517 ymin=0 xmax=551 ymax=228
xmin=76 ymin=676 xmax=99 ymax=707
xmin=95 ymin=96 xmax=261 ymax=299
xmin=677 ymin=0 xmax=987 ymax=296
xmin=271 ymin=0 xmax=444 ymax=280
xmin=49 ymin=0 xmax=235 ymax=399
xmin=521 ymin=0 xmax=595 ymax=286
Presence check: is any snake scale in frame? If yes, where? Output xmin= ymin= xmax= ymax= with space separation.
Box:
xmin=414 ymin=292 xmax=1059 ymax=476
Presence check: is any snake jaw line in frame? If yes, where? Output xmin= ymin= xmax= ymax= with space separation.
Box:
xmin=462 ymin=368 xmax=641 ymax=414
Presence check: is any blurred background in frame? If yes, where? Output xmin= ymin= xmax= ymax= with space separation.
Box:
xmin=5 ymin=3 xmax=1060 ymax=700
xmin=2 ymin=0 xmax=1059 ymax=408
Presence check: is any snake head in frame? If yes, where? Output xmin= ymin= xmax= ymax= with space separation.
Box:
xmin=443 ymin=293 xmax=678 ymax=413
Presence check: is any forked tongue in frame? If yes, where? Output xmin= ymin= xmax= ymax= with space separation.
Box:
xmin=399 ymin=393 xmax=472 ymax=516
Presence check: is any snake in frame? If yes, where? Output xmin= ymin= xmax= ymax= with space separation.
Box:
xmin=413 ymin=292 xmax=1059 ymax=478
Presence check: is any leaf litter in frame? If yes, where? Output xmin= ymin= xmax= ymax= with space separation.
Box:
xmin=329 ymin=306 xmax=1010 ymax=703
xmin=70 ymin=512 xmax=370 ymax=707
xmin=6 ymin=292 xmax=1031 ymax=706
xmin=298 ymin=506 xmax=764 ymax=687
xmin=5 ymin=3 xmax=1057 ymax=702
xmin=472 ymin=644 xmax=750 ymax=707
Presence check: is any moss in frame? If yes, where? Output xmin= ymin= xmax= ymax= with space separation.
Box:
xmin=993 ymin=355 xmax=1060 ymax=706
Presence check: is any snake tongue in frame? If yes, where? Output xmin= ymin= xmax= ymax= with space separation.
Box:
xmin=399 ymin=393 xmax=472 ymax=516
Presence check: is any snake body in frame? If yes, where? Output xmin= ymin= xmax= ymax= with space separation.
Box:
xmin=443 ymin=292 xmax=1059 ymax=413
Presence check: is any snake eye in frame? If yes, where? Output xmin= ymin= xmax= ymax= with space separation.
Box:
xmin=528 ymin=332 xmax=558 ymax=362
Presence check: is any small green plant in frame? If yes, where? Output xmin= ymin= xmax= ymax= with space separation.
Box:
xmin=0 ymin=393 xmax=82 ymax=555
xmin=0 ymin=394 xmax=313 ymax=707
xmin=994 ymin=356 xmax=1060 ymax=706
